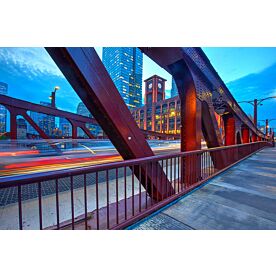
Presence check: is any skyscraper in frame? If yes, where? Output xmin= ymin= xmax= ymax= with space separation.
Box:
xmin=28 ymin=102 xmax=55 ymax=136
xmin=28 ymin=110 xmax=39 ymax=135
xmin=59 ymin=117 xmax=71 ymax=137
xmin=102 ymin=47 xmax=143 ymax=109
xmin=171 ymin=77 xmax=178 ymax=98
xmin=39 ymin=101 xmax=55 ymax=136
xmin=0 ymin=82 xmax=8 ymax=134
xmin=77 ymin=102 xmax=91 ymax=118
xmin=16 ymin=118 xmax=27 ymax=139
xmin=76 ymin=102 xmax=103 ymax=137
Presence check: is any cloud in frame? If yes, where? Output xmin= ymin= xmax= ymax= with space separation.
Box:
xmin=226 ymin=62 xmax=276 ymax=122
xmin=0 ymin=47 xmax=81 ymax=113
xmin=226 ymin=62 xmax=276 ymax=100
xmin=0 ymin=47 xmax=63 ymax=79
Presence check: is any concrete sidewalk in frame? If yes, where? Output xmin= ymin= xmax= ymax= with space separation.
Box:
xmin=130 ymin=147 xmax=276 ymax=230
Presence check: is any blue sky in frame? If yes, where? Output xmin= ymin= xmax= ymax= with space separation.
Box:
xmin=0 ymin=47 xmax=276 ymax=129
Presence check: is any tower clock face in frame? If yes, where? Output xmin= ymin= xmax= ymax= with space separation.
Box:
xmin=148 ymin=82 xmax=153 ymax=90
xmin=158 ymin=83 xmax=162 ymax=89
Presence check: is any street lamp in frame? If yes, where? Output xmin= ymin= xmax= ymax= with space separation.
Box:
xmin=238 ymin=96 xmax=276 ymax=126
xmin=49 ymin=86 xmax=60 ymax=108
xmin=258 ymin=119 xmax=276 ymax=137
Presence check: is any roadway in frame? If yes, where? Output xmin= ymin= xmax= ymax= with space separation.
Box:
xmin=0 ymin=139 xmax=183 ymax=178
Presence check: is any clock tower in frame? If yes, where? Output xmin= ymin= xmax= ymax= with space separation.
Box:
xmin=144 ymin=75 xmax=166 ymax=105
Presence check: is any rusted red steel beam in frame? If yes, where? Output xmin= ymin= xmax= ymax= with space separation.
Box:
xmin=251 ymin=133 xmax=257 ymax=142
xmin=9 ymin=109 xmax=17 ymax=140
xmin=67 ymin=119 xmax=95 ymax=139
xmin=185 ymin=48 xmax=264 ymax=139
xmin=5 ymin=105 xmax=62 ymax=152
xmin=21 ymin=111 xmax=51 ymax=140
xmin=140 ymin=129 xmax=180 ymax=140
xmin=241 ymin=125 xmax=250 ymax=143
xmin=223 ymin=114 xmax=236 ymax=146
xmin=0 ymin=94 xmax=97 ymax=126
xmin=140 ymin=48 xmax=202 ymax=185
xmin=46 ymin=47 xmax=173 ymax=200
xmin=6 ymin=106 xmax=50 ymax=139
xmin=141 ymin=47 xmax=264 ymax=140
xmin=201 ymin=101 xmax=227 ymax=169
xmin=140 ymin=48 xmax=202 ymax=151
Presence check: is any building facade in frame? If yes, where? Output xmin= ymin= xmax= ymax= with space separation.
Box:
xmin=17 ymin=118 xmax=27 ymax=139
xmin=102 ymin=47 xmax=143 ymax=109
xmin=132 ymin=75 xmax=224 ymax=138
xmin=28 ymin=101 xmax=55 ymax=136
xmin=77 ymin=102 xmax=103 ymax=138
xmin=0 ymin=82 xmax=8 ymax=134
xmin=131 ymin=75 xmax=181 ymax=135
xmin=77 ymin=102 xmax=90 ymax=117
xmin=28 ymin=111 xmax=39 ymax=135
xmin=59 ymin=117 xmax=71 ymax=137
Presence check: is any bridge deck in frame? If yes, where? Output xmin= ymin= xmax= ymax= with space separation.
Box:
xmin=130 ymin=147 xmax=276 ymax=230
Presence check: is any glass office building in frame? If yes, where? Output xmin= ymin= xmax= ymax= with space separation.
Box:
xmin=102 ymin=47 xmax=143 ymax=109
xmin=76 ymin=102 xmax=103 ymax=137
xmin=0 ymin=82 xmax=8 ymax=134
xmin=28 ymin=102 xmax=55 ymax=136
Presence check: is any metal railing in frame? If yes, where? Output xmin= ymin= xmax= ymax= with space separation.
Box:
xmin=0 ymin=141 xmax=271 ymax=230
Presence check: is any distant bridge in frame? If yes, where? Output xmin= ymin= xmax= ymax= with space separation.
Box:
xmin=0 ymin=47 xmax=274 ymax=230
xmin=0 ymin=94 xmax=178 ymax=140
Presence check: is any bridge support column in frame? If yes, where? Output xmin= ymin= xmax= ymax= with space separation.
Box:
xmin=9 ymin=109 xmax=17 ymax=140
xmin=223 ymin=114 xmax=236 ymax=146
xmin=241 ymin=125 xmax=250 ymax=143
xmin=80 ymin=125 xmax=96 ymax=139
xmin=71 ymin=124 xmax=77 ymax=139
xmin=168 ymin=59 xmax=201 ymax=186
xmin=22 ymin=111 xmax=50 ymax=140
xmin=201 ymin=101 xmax=226 ymax=169
xmin=236 ymin=132 xmax=242 ymax=144
xmin=68 ymin=119 xmax=95 ymax=139
xmin=251 ymin=133 xmax=257 ymax=142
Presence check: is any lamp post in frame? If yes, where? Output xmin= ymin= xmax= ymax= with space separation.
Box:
xmin=49 ymin=86 xmax=60 ymax=108
xmin=238 ymin=96 xmax=276 ymax=126
xmin=258 ymin=119 xmax=276 ymax=137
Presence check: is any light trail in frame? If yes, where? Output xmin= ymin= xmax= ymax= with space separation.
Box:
xmin=0 ymin=140 xmax=205 ymax=178
xmin=0 ymin=145 xmax=180 ymax=177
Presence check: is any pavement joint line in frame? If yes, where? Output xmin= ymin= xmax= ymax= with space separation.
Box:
xmin=209 ymin=182 xmax=276 ymax=200
xmin=175 ymin=190 xmax=276 ymax=227
xmin=161 ymin=212 xmax=195 ymax=230
xmin=192 ymin=189 xmax=276 ymax=224
xmin=127 ymin=147 xmax=270 ymax=230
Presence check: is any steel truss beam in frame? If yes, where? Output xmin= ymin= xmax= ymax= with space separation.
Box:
xmin=0 ymin=94 xmax=178 ymax=141
xmin=46 ymin=47 xmax=173 ymax=200
xmin=140 ymin=48 xmax=229 ymax=174
xmin=201 ymin=101 xmax=227 ymax=169
xmin=0 ymin=94 xmax=97 ymax=140
xmin=139 ymin=48 xmax=202 ymax=185
xmin=223 ymin=114 xmax=236 ymax=146
xmin=140 ymin=48 xmax=265 ymax=140
xmin=5 ymin=105 xmax=61 ymax=152
xmin=140 ymin=129 xmax=180 ymax=140
xmin=241 ymin=124 xmax=250 ymax=143
xmin=0 ymin=94 xmax=97 ymax=127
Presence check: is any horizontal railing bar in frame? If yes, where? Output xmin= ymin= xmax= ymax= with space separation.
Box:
xmin=0 ymin=141 xmax=270 ymax=230
xmin=112 ymin=145 xmax=267 ymax=229
xmin=0 ymin=141 xmax=270 ymax=189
